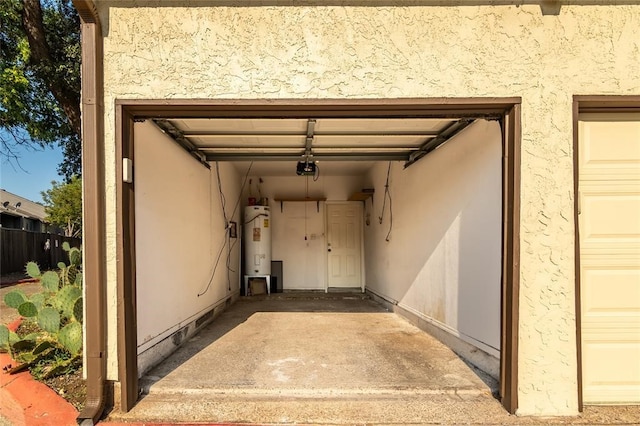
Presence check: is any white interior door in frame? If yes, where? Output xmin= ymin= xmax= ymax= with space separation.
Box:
xmin=326 ymin=202 xmax=363 ymax=288
xmin=579 ymin=113 xmax=640 ymax=404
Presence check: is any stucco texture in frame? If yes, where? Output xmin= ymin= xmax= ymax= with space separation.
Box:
xmin=97 ymin=3 xmax=640 ymax=416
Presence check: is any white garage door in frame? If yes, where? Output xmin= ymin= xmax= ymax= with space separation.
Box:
xmin=579 ymin=113 xmax=640 ymax=404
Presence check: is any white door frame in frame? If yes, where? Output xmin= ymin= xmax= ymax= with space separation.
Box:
xmin=324 ymin=200 xmax=365 ymax=293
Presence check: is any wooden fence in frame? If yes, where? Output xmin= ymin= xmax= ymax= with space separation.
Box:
xmin=1 ymin=229 xmax=82 ymax=275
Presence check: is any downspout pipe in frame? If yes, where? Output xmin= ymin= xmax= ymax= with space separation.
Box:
xmin=72 ymin=1 xmax=107 ymax=424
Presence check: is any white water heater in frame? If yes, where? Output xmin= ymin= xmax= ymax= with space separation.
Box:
xmin=244 ymin=205 xmax=271 ymax=275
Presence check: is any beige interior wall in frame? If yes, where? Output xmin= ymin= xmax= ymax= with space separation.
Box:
xmin=134 ymin=121 xmax=241 ymax=354
xmin=98 ymin=3 xmax=640 ymax=415
xmin=364 ymin=120 xmax=502 ymax=356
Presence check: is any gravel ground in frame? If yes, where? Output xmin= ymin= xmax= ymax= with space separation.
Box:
xmin=42 ymin=368 xmax=86 ymax=411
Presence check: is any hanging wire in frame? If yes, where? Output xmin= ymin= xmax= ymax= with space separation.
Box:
xmin=230 ymin=162 xmax=253 ymax=220
xmin=198 ymin=238 xmax=229 ymax=297
xmin=199 ymin=162 xmax=254 ymax=297
xmin=244 ymin=212 xmax=269 ymax=225
xmin=378 ymin=162 xmax=393 ymax=242
xmin=304 ymin=174 xmax=309 ymax=240
xmin=216 ymin=162 xmax=228 ymax=228
xmin=226 ymin=231 xmax=238 ymax=291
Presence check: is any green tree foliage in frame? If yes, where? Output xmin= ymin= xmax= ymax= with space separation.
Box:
xmin=41 ymin=175 xmax=82 ymax=237
xmin=1 ymin=0 xmax=81 ymax=179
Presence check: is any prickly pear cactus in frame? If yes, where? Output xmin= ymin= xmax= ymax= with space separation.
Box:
xmin=25 ymin=262 xmax=41 ymax=278
xmin=62 ymin=241 xmax=70 ymax=252
xmin=29 ymin=293 xmax=45 ymax=310
xmin=73 ymin=297 xmax=83 ymax=323
xmin=17 ymin=301 xmax=38 ymax=318
xmin=58 ymin=322 xmax=82 ymax=355
xmin=32 ymin=341 xmax=54 ymax=355
xmin=38 ymin=307 xmax=61 ymax=334
xmin=62 ymin=265 xmax=79 ymax=287
xmin=68 ymin=248 xmax=81 ymax=267
xmin=0 ymin=325 xmax=19 ymax=354
xmin=11 ymin=339 xmax=36 ymax=352
xmin=54 ymin=286 xmax=82 ymax=320
xmin=2 ymin=243 xmax=85 ymax=378
xmin=0 ymin=325 xmax=9 ymax=352
xmin=41 ymin=271 xmax=60 ymax=293
xmin=4 ymin=290 xmax=27 ymax=309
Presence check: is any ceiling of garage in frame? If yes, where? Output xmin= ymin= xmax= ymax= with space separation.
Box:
xmin=152 ymin=117 xmax=475 ymax=176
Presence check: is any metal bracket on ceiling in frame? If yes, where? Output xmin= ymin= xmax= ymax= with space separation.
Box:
xmin=206 ymin=153 xmax=409 ymax=162
xmin=404 ymin=119 xmax=475 ymax=169
xmin=152 ymin=119 xmax=211 ymax=169
xmin=304 ymin=119 xmax=316 ymax=162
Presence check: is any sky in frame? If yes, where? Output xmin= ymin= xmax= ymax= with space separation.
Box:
xmin=0 ymin=141 xmax=64 ymax=204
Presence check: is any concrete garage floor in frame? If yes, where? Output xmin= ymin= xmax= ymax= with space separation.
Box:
xmin=107 ymin=293 xmax=640 ymax=425
xmin=109 ymin=292 xmax=505 ymax=424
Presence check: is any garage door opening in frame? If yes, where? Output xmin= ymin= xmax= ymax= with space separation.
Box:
xmin=114 ymin=99 xmax=521 ymax=414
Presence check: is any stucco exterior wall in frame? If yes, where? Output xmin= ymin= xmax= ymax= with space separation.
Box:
xmin=97 ymin=3 xmax=640 ymax=415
